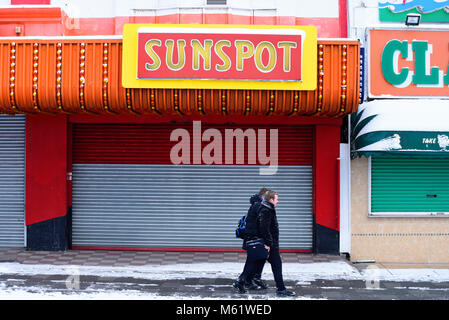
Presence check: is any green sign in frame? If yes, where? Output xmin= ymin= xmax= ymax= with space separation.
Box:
xmin=355 ymin=131 xmax=449 ymax=153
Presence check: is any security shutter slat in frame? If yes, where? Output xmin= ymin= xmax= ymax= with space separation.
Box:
xmin=73 ymin=124 xmax=313 ymax=165
xmin=371 ymin=156 xmax=449 ymax=213
xmin=72 ymin=124 xmax=313 ymax=250
xmin=0 ymin=114 xmax=25 ymax=247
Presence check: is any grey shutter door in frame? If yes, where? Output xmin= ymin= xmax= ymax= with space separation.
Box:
xmin=0 ymin=114 xmax=25 ymax=247
xmin=72 ymin=164 xmax=312 ymax=249
xmin=71 ymin=124 xmax=313 ymax=250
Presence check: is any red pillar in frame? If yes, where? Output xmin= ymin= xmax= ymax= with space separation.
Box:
xmin=26 ymin=114 xmax=68 ymax=250
xmin=339 ymin=0 xmax=348 ymax=38
xmin=314 ymin=124 xmax=341 ymax=254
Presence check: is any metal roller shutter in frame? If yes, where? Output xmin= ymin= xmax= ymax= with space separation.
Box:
xmin=371 ymin=156 xmax=449 ymax=214
xmin=72 ymin=123 xmax=313 ymax=250
xmin=0 ymin=114 xmax=25 ymax=247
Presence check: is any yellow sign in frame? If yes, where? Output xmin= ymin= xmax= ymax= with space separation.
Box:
xmin=122 ymin=24 xmax=317 ymax=90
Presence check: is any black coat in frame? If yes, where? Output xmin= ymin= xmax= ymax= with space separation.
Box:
xmin=256 ymin=200 xmax=280 ymax=249
xmin=242 ymin=194 xmax=263 ymax=248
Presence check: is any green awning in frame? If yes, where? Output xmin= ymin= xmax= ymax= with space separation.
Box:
xmin=352 ymin=99 xmax=449 ymax=158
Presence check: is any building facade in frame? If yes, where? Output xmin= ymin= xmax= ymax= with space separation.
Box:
xmin=0 ymin=0 xmax=360 ymax=254
xmin=347 ymin=0 xmax=449 ymax=263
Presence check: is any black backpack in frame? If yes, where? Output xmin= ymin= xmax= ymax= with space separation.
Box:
xmin=235 ymin=196 xmax=262 ymax=239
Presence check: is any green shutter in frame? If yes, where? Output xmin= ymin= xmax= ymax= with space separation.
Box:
xmin=371 ymin=157 xmax=449 ymax=213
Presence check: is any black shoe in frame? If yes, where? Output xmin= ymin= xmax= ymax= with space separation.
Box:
xmin=253 ymin=278 xmax=268 ymax=290
xmin=232 ymin=280 xmax=247 ymax=294
xmin=276 ymin=289 xmax=296 ymax=297
xmin=244 ymin=280 xmax=259 ymax=290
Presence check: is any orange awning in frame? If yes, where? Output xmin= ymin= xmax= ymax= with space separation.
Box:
xmin=0 ymin=38 xmax=359 ymax=116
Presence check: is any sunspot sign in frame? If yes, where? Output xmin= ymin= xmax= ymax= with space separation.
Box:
xmin=122 ymin=24 xmax=317 ymax=90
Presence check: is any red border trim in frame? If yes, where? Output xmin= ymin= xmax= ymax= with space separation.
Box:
xmin=11 ymin=0 xmax=51 ymax=5
xmin=69 ymin=114 xmax=342 ymax=126
xmin=72 ymin=246 xmax=312 ymax=253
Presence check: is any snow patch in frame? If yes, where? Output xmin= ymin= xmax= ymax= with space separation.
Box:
xmin=361 ymin=268 xmax=449 ymax=283
xmin=0 ymin=261 xmax=360 ymax=281
xmin=356 ymin=99 xmax=449 ymax=138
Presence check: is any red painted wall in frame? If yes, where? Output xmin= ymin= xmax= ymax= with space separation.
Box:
xmin=26 ymin=115 xmax=68 ymax=226
xmin=314 ymin=124 xmax=341 ymax=232
xmin=0 ymin=7 xmax=64 ymax=36
xmin=1 ymin=2 xmax=348 ymax=38
xmin=67 ymin=15 xmax=345 ymax=38
xmin=11 ymin=0 xmax=50 ymax=4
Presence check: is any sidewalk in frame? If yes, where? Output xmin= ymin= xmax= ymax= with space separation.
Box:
xmin=0 ymin=247 xmax=340 ymax=266
xmin=2 ymin=248 xmax=449 ymax=300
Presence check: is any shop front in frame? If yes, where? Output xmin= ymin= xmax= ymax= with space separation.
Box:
xmin=0 ymin=24 xmax=360 ymax=253
xmin=351 ymin=29 xmax=449 ymax=263
xmin=71 ymin=121 xmax=315 ymax=250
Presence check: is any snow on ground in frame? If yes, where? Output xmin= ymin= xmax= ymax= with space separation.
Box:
xmin=2 ymin=261 xmax=449 ymax=299
xmin=361 ymin=267 xmax=449 ymax=283
xmin=0 ymin=261 xmax=360 ymax=282
xmin=0 ymin=261 xmax=357 ymax=300
xmin=0 ymin=284 xmax=176 ymax=300
xmin=2 ymin=260 xmax=449 ymax=283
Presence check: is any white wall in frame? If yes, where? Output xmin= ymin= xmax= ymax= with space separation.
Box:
xmin=45 ymin=0 xmax=340 ymax=18
xmin=339 ymin=143 xmax=351 ymax=254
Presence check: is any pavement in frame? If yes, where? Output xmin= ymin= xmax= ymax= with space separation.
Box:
xmin=0 ymin=247 xmax=332 ymax=266
xmin=1 ymin=248 xmax=449 ymax=301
